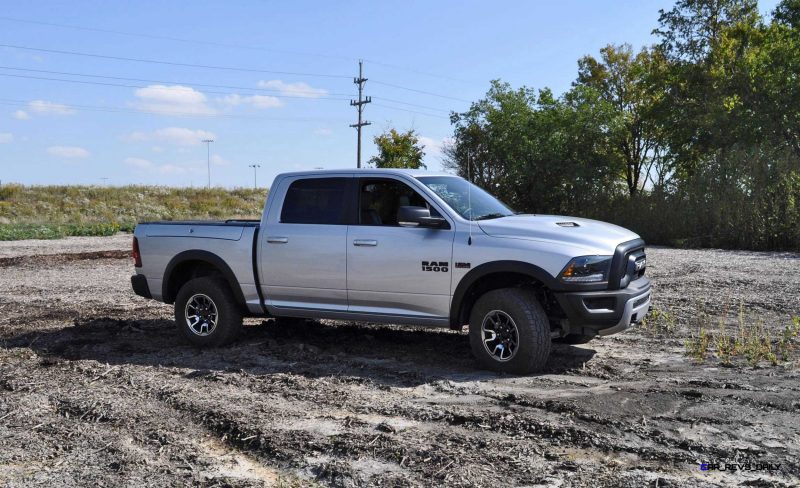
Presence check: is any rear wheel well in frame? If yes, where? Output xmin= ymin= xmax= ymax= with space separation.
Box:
xmin=165 ymin=260 xmax=232 ymax=306
xmin=452 ymin=272 xmax=563 ymax=330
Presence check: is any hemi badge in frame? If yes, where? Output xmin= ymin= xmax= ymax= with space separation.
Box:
xmin=455 ymin=262 xmax=471 ymax=269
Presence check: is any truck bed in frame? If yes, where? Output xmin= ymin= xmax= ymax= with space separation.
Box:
xmin=140 ymin=219 xmax=260 ymax=227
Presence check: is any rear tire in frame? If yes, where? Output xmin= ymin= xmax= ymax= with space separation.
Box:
xmin=469 ymin=288 xmax=551 ymax=374
xmin=174 ymin=276 xmax=243 ymax=347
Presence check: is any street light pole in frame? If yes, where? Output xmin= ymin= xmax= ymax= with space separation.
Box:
xmin=248 ymin=164 xmax=261 ymax=189
xmin=202 ymin=139 xmax=214 ymax=188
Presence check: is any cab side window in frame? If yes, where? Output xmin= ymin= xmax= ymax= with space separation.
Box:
xmin=281 ymin=178 xmax=348 ymax=224
xmin=359 ymin=179 xmax=440 ymax=226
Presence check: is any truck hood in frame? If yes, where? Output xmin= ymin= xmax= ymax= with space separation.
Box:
xmin=477 ymin=214 xmax=640 ymax=254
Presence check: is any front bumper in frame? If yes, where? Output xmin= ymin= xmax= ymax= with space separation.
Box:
xmin=131 ymin=274 xmax=152 ymax=299
xmin=553 ymin=277 xmax=651 ymax=336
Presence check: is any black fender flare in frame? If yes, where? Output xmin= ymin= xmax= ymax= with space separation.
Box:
xmin=162 ymin=250 xmax=247 ymax=308
xmin=449 ymin=260 xmax=560 ymax=327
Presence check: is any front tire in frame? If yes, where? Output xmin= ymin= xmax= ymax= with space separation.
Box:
xmin=174 ymin=276 xmax=243 ymax=347
xmin=469 ymin=288 xmax=551 ymax=373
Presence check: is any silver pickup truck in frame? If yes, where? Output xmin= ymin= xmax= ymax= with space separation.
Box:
xmin=131 ymin=169 xmax=650 ymax=373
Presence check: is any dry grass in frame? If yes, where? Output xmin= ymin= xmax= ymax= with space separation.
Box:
xmin=0 ymin=184 xmax=267 ymax=240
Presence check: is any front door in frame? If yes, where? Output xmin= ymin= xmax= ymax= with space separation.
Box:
xmin=347 ymin=177 xmax=454 ymax=318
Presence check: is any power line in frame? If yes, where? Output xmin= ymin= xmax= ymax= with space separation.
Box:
xmin=0 ymin=16 xmax=355 ymax=61
xmin=0 ymin=66 xmax=460 ymax=112
xmin=0 ymin=65 xmax=355 ymax=97
xmin=370 ymin=80 xmax=472 ymax=103
xmin=0 ymin=98 xmax=347 ymax=121
xmin=0 ymin=71 xmax=352 ymax=101
xmin=371 ymin=103 xmax=450 ymax=120
xmin=371 ymin=96 xmax=452 ymax=113
xmin=0 ymin=15 xmax=476 ymax=84
xmin=0 ymin=43 xmax=352 ymax=79
xmin=0 ymin=67 xmax=460 ymax=114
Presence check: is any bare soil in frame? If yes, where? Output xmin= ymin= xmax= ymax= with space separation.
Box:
xmin=1 ymin=238 xmax=798 ymax=487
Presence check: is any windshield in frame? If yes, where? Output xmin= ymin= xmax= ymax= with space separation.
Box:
xmin=417 ymin=176 xmax=514 ymax=221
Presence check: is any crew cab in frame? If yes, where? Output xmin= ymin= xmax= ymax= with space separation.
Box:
xmin=131 ymin=169 xmax=651 ymax=373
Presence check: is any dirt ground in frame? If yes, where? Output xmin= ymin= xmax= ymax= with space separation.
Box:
xmin=1 ymin=236 xmax=799 ymax=487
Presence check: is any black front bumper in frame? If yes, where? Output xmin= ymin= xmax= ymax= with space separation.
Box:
xmin=553 ymin=277 xmax=651 ymax=334
xmin=131 ymin=274 xmax=152 ymax=299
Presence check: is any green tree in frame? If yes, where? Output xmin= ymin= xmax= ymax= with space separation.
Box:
xmin=445 ymin=80 xmax=621 ymax=214
xmin=368 ymin=128 xmax=426 ymax=169
xmin=575 ymin=44 xmax=670 ymax=196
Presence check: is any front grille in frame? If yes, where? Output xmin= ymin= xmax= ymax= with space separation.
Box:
xmin=609 ymin=238 xmax=646 ymax=290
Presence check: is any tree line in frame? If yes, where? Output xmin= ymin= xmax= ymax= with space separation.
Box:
xmin=371 ymin=0 xmax=800 ymax=251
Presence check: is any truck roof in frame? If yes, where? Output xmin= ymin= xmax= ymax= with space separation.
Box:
xmin=275 ymin=168 xmax=455 ymax=179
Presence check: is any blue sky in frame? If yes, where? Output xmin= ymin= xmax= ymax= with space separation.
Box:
xmin=0 ymin=0 xmax=780 ymax=188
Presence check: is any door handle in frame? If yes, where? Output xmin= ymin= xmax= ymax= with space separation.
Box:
xmin=266 ymin=236 xmax=289 ymax=244
xmin=353 ymin=239 xmax=378 ymax=247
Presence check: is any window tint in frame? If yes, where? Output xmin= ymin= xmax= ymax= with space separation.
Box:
xmin=359 ymin=178 xmax=440 ymax=226
xmin=280 ymin=178 xmax=348 ymax=224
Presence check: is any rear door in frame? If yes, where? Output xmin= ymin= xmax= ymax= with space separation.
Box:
xmin=260 ymin=175 xmax=352 ymax=311
xmin=347 ymin=176 xmax=455 ymax=318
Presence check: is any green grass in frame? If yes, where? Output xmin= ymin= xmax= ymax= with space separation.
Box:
xmin=0 ymin=184 xmax=268 ymax=240
xmin=682 ymin=302 xmax=800 ymax=367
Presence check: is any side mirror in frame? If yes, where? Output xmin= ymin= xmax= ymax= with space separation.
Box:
xmin=397 ymin=206 xmax=448 ymax=229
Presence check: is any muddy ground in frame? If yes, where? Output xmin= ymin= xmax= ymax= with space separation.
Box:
xmin=1 ymin=236 xmax=798 ymax=487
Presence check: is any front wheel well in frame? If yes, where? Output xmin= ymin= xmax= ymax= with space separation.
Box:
xmin=451 ymin=271 xmax=563 ymax=330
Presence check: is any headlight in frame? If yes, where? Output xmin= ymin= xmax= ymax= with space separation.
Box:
xmin=559 ymin=255 xmax=612 ymax=283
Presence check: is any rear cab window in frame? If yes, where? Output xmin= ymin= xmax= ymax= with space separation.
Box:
xmin=280 ymin=177 xmax=349 ymax=224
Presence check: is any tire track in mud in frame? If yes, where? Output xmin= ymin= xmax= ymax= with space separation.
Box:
xmin=0 ymin=353 xmax=302 ymax=487
xmin=6 ymin=315 xmax=800 ymax=486
xmin=29 ymin=327 xmax=769 ymax=486
xmin=3 ymin=244 xmax=800 ymax=487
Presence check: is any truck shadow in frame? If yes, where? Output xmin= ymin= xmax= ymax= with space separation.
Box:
xmin=5 ymin=316 xmax=597 ymax=387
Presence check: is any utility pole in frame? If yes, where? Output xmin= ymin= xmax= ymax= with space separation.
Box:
xmin=202 ymin=139 xmax=214 ymax=188
xmin=349 ymin=60 xmax=371 ymax=168
xmin=248 ymin=164 xmax=261 ymax=189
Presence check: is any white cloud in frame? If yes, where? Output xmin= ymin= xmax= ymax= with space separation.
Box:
xmin=29 ymin=100 xmax=75 ymax=116
xmin=133 ymin=85 xmax=215 ymax=115
xmin=124 ymin=157 xmax=154 ymax=169
xmin=124 ymin=157 xmax=203 ymax=176
xmin=47 ymin=146 xmax=90 ymax=159
xmin=126 ymin=127 xmax=216 ymax=146
xmin=211 ymin=154 xmax=230 ymax=166
xmin=220 ymin=93 xmax=282 ymax=109
xmin=13 ymin=110 xmax=30 ymax=120
xmin=258 ymin=80 xmax=328 ymax=98
xmin=158 ymin=164 xmax=192 ymax=175
xmin=0 ymin=133 xmax=13 ymax=144
xmin=314 ymin=128 xmax=333 ymax=136
xmin=418 ymin=136 xmax=453 ymax=155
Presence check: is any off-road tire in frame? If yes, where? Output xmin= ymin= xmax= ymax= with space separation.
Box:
xmin=174 ymin=276 xmax=243 ymax=347
xmin=556 ymin=333 xmax=595 ymax=345
xmin=469 ymin=287 xmax=552 ymax=374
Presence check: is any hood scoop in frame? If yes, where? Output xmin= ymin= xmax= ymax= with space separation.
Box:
xmin=556 ymin=221 xmax=580 ymax=227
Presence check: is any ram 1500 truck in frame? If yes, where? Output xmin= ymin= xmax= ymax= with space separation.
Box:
xmin=131 ymin=169 xmax=650 ymax=373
